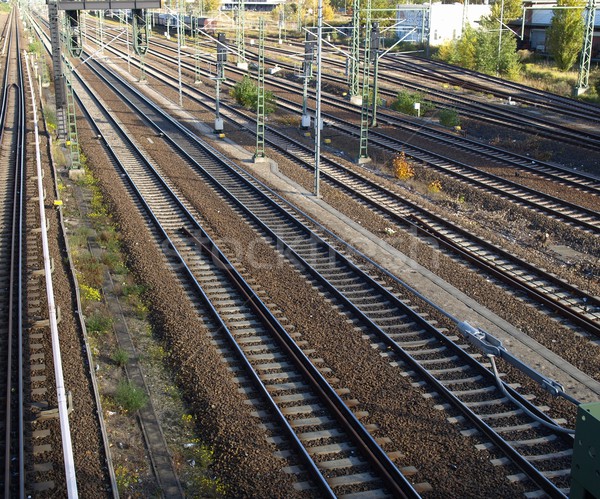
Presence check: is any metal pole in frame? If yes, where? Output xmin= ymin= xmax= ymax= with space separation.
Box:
xmin=302 ymin=70 xmax=310 ymax=126
xmin=99 ymin=9 xmax=104 ymax=55
xmin=216 ymin=77 xmax=221 ymax=122
xmin=278 ymin=10 xmax=282 ymax=42
xmin=177 ymin=0 xmax=183 ymax=106
xmin=215 ymin=32 xmax=226 ymax=132
xmin=126 ymin=13 xmax=131 ymax=72
xmin=370 ymin=22 xmax=380 ymax=127
xmin=349 ymin=0 xmax=360 ymax=100
xmin=426 ymin=0 xmax=431 ymax=57
xmin=576 ymin=0 xmax=596 ymax=94
xmin=235 ymin=0 xmax=247 ymax=69
xmin=254 ymin=18 xmax=266 ymax=161
xmin=358 ymin=1 xmax=372 ymax=163
xmin=302 ymin=31 xmax=314 ymax=128
xmin=497 ymin=0 xmax=504 ymax=75
xmin=371 ymin=54 xmax=379 ymax=127
xmin=314 ymin=0 xmax=323 ymax=196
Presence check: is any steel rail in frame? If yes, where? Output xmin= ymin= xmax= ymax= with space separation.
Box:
xmin=96 ymin=30 xmax=600 ymax=195
xmin=1 ymin=10 xmax=25 ymax=495
xmin=87 ymin=52 xmax=574 ymax=497
xmin=82 ymin=43 xmax=600 ymax=337
xmin=185 ymin=39 xmax=600 ymax=190
xmin=29 ymin=10 xmax=580 ymax=496
xmin=239 ymin=39 xmax=600 ymax=151
xmin=74 ymin=65 xmax=419 ymax=497
xmin=390 ymin=55 xmax=600 ymax=123
xmin=260 ymin=37 xmax=596 ymax=125
xmin=114 ymin=36 xmax=600 ymax=217
xmin=183 ymin=227 xmax=417 ymax=498
xmin=62 ymin=21 xmax=600 ymax=196
xmin=15 ymin=17 xmax=25 ymax=498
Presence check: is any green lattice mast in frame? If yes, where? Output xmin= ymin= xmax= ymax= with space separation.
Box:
xmin=235 ymin=0 xmax=247 ymax=69
xmin=358 ymin=0 xmax=372 ymax=163
xmin=254 ymin=18 xmax=266 ymax=162
xmin=575 ymin=0 xmax=596 ymax=95
xmin=349 ymin=0 xmax=361 ymax=102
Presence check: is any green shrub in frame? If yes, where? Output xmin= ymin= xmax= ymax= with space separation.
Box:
xmin=112 ymin=348 xmax=129 ymax=367
xmin=114 ymin=381 xmax=148 ymax=414
xmin=230 ymin=76 xmax=277 ymax=114
xmin=86 ymin=313 xmax=113 ymax=334
xmin=28 ymin=40 xmax=42 ymax=55
xmin=122 ymin=283 xmax=147 ymax=297
xmin=438 ymin=108 xmax=460 ymax=128
xmin=391 ymin=90 xmax=433 ymax=116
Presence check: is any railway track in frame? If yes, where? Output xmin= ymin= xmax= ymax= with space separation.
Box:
xmin=262 ymin=37 xmax=600 ymax=127
xmin=385 ymin=55 xmax=600 ymax=126
xmin=221 ymin=42 xmax=600 ymax=195
xmin=2 ymin=9 xmax=80 ymax=496
xmin=257 ymin=39 xmax=600 ymax=152
xmin=79 ymin=32 xmax=600 ymax=339
xmin=0 ymin=8 xmax=22 ymax=496
xmin=70 ymin=52 xmax=424 ymax=498
xmin=60 ymin=18 xmax=600 ymax=204
xmin=130 ymin=37 xmax=600 ymax=234
xmin=70 ymin=40 xmax=581 ymax=497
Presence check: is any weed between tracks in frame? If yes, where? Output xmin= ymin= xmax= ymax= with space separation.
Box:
xmin=58 ymin=162 xmax=224 ymax=496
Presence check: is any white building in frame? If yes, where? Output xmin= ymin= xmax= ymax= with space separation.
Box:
xmin=519 ymin=5 xmax=600 ymax=52
xmin=397 ymin=2 xmax=491 ymax=46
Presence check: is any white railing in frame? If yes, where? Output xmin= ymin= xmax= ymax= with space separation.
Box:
xmin=24 ymin=52 xmax=79 ymax=498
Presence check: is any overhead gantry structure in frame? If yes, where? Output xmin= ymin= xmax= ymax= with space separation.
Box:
xmin=47 ymin=0 xmax=161 ymax=139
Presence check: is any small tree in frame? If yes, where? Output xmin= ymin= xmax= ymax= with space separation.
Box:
xmin=188 ymin=0 xmax=220 ymax=15
xmin=546 ymin=0 xmax=586 ymax=71
xmin=451 ymin=25 xmax=478 ymax=70
xmin=438 ymin=108 xmax=460 ymax=128
xmin=393 ymin=152 xmax=414 ymax=181
xmin=230 ymin=76 xmax=276 ymax=114
xmin=112 ymin=347 xmax=129 ymax=367
xmin=392 ymin=90 xmax=432 ymax=116
xmin=114 ymin=381 xmax=148 ymax=414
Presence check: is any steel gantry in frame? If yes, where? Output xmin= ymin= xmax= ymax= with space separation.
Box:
xmin=133 ymin=8 xmax=150 ymax=81
xmin=575 ymin=0 xmax=596 ymax=95
xmin=47 ymin=0 xmax=67 ymax=139
xmin=65 ymin=10 xmax=82 ymax=57
xmin=132 ymin=9 xmax=149 ymax=55
xmin=48 ymin=0 xmax=159 ymax=139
